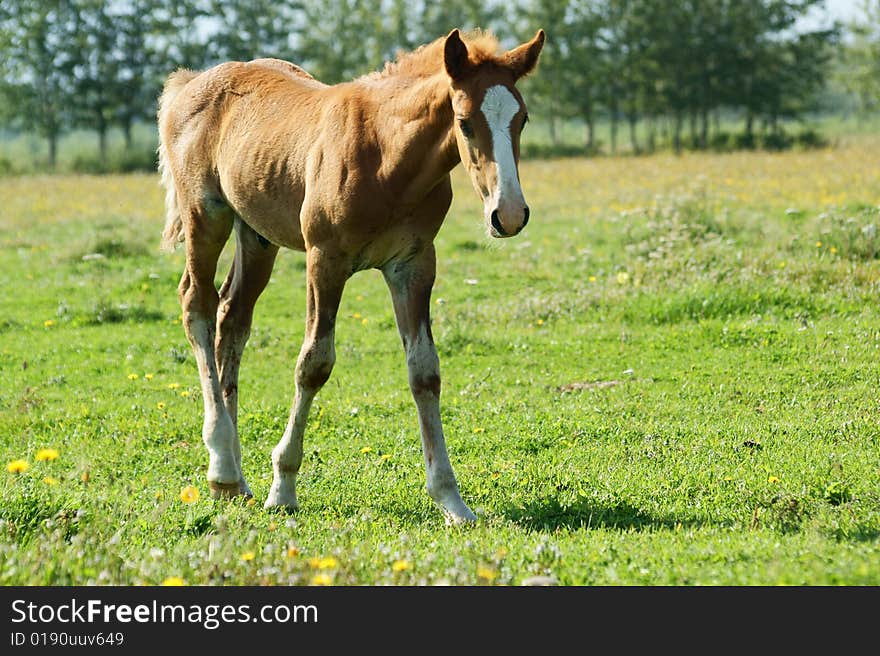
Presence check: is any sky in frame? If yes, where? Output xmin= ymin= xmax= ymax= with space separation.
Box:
xmin=812 ymin=0 xmax=866 ymax=26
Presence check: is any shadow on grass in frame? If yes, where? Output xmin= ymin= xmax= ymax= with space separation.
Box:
xmin=503 ymin=496 xmax=704 ymax=532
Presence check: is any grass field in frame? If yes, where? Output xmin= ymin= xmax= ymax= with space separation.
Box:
xmin=1 ymin=137 xmax=879 ymax=585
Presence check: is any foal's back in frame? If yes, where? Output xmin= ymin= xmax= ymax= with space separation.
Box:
xmin=160 ymin=58 xmax=346 ymax=251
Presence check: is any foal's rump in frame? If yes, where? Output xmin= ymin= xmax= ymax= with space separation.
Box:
xmin=157 ymin=58 xmax=327 ymax=252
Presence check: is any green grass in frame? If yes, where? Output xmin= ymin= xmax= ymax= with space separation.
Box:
xmin=1 ymin=138 xmax=879 ymax=586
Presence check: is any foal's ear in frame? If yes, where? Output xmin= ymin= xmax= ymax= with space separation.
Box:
xmin=503 ymin=29 xmax=545 ymax=79
xmin=444 ymin=29 xmax=471 ymax=81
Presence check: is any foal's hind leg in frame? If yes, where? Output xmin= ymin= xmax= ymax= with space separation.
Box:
xmin=265 ymin=246 xmax=348 ymax=510
xmin=215 ymin=219 xmax=279 ymax=497
xmin=177 ymin=201 xmax=243 ymax=498
xmin=383 ymin=246 xmax=477 ymax=525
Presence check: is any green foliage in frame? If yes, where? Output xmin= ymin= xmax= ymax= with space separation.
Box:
xmin=0 ymin=0 xmax=850 ymax=167
xmin=836 ymin=0 xmax=880 ymax=113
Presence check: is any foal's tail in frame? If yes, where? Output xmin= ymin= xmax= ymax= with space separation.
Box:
xmin=157 ymin=69 xmax=199 ymax=252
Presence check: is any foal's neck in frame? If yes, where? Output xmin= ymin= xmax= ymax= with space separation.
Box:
xmin=367 ymin=72 xmax=460 ymax=206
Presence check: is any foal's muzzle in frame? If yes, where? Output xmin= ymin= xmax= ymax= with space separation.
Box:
xmin=490 ymin=206 xmax=530 ymax=238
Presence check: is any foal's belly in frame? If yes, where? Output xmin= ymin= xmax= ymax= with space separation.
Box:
xmin=219 ymin=172 xmax=308 ymax=252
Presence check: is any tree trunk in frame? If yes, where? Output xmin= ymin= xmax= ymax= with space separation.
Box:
xmin=700 ymin=108 xmax=709 ymax=149
xmin=48 ymin=133 xmax=58 ymax=170
xmin=123 ymin=119 xmax=133 ymax=150
xmin=583 ymin=112 xmax=595 ymax=153
xmin=673 ymin=111 xmax=683 ymax=154
xmin=628 ymin=114 xmax=639 ymax=154
xmin=610 ymin=104 xmax=618 ymax=155
xmin=98 ymin=125 xmax=107 ymax=164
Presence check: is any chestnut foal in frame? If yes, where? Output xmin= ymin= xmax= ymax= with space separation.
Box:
xmin=157 ymin=28 xmax=544 ymax=524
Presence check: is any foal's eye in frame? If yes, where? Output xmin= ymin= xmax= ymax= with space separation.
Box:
xmin=459 ymin=119 xmax=474 ymax=138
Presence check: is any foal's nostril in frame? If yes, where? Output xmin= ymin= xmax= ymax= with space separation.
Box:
xmin=490 ymin=209 xmax=506 ymax=236
xmin=522 ymin=206 xmax=530 ymax=227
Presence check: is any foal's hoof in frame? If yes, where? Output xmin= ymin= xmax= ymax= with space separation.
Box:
xmin=443 ymin=508 xmax=478 ymax=526
xmin=264 ymin=478 xmax=298 ymax=511
xmin=439 ymin=500 xmax=478 ymax=526
xmin=208 ymin=480 xmax=250 ymax=499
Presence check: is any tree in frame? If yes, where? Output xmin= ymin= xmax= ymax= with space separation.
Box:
xmin=514 ymin=0 xmax=572 ymax=146
xmin=151 ymin=0 xmax=213 ymax=71
xmin=566 ymin=0 xmax=604 ymax=152
xmin=208 ymin=0 xmax=300 ymax=63
xmin=0 ymin=0 xmax=77 ymax=168
xmin=69 ymin=0 xmax=122 ymax=162
xmin=115 ymin=0 xmax=161 ymax=150
xmin=839 ymin=0 xmax=880 ymax=113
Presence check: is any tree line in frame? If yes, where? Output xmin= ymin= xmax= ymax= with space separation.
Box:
xmin=0 ymin=0 xmax=871 ymax=169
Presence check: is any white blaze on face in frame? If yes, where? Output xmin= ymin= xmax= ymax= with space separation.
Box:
xmin=479 ymin=85 xmax=523 ymax=213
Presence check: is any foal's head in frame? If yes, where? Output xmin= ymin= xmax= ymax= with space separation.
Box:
xmin=444 ymin=29 xmax=545 ymax=238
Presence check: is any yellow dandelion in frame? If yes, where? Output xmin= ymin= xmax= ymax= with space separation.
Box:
xmin=356 ymin=295 xmax=364 ymax=301
xmin=815 ymin=241 xmax=822 ymax=247
xmin=179 ymin=485 xmax=200 ymax=503
xmin=43 ymin=319 xmax=54 ymax=327
xmin=477 ymin=565 xmax=497 ymax=582
xmin=473 ymin=427 xmax=485 ymax=434
xmin=830 ymin=247 xmax=838 ymax=254
xmin=127 ymin=373 xmax=139 ymax=380
xmin=35 ymin=448 xmax=59 ymax=461
xmin=42 ymin=476 xmax=59 ymax=486
xmin=6 ymin=459 xmax=29 ymax=474
xmin=311 ymin=573 xmax=332 ymax=586
xmin=352 ymin=312 xmax=362 ymax=319
xmin=156 ymin=402 xmax=166 ymax=410
xmin=392 ymin=559 xmax=410 ymax=572
xmin=536 ymin=319 xmax=544 ymax=325
xmin=167 ymin=382 xmax=181 ymax=390
xmin=162 ymin=576 xmax=186 ymax=586
xmin=360 ymin=446 xmax=373 ymax=454
xmin=616 ymin=271 xmax=630 ymax=284
xmin=144 ymin=373 xmax=154 ymax=381
xmin=309 ymin=556 xmax=338 ymax=570
xmin=180 ymin=390 xmax=191 ymax=397
xmin=361 ymin=318 xmax=368 ymax=325
xmin=246 ymin=497 xmax=256 ymax=507
xmin=241 ymin=551 xmax=255 ymax=562
xmin=286 ymin=546 xmax=300 ymax=558
xmin=588 ymin=275 xmax=597 ymax=282
xmin=155 ymin=490 xmax=164 ymax=500
xmin=379 ymin=454 xmax=392 ymax=462
xmin=768 ymin=476 xmax=781 ymax=484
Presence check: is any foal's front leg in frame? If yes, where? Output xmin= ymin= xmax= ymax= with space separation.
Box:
xmin=383 ymin=247 xmax=477 ymax=525
xmin=265 ymin=246 xmax=348 ymax=510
